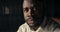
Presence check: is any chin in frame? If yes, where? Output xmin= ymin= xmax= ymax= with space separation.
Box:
xmin=28 ymin=23 xmax=35 ymax=27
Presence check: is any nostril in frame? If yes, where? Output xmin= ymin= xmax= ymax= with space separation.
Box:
xmin=28 ymin=13 xmax=31 ymax=16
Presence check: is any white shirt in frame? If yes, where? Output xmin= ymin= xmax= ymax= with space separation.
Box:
xmin=17 ymin=23 xmax=45 ymax=32
xmin=17 ymin=23 xmax=60 ymax=32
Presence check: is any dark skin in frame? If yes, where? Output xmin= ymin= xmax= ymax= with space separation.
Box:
xmin=23 ymin=0 xmax=41 ymax=31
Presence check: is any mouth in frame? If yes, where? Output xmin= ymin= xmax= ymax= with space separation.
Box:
xmin=27 ymin=19 xmax=34 ymax=26
xmin=26 ymin=17 xmax=38 ymax=26
xmin=28 ymin=18 xmax=34 ymax=23
xmin=26 ymin=17 xmax=37 ymax=24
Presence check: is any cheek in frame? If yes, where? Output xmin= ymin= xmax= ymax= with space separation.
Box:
xmin=34 ymin=11 xmax=39 ymax=15
xmin=34 ymin=11 xmax=41 ymax=18
xmin=23 ymin=12 xmax=28 ymax=19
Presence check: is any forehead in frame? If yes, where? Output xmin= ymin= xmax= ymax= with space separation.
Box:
xmin=23 ymin=0 xmax=35 ymax=8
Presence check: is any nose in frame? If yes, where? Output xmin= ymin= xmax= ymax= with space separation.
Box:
xmin=28 ymin=9 xmax=33 ymax=16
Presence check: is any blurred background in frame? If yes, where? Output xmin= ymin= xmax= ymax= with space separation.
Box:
xmin=0 ymin=0 xmax=24 ymax=32
xmin=0 ymin=0 xmax=60 ymax=32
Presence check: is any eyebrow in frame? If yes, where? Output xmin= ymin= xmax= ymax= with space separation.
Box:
xmin=23 ymin=6 xmax=36 ymax=9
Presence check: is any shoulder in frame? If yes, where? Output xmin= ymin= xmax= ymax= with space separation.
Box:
xmin=19 ymin=23 xmax=28 ymax=29
xmin=43 ymin=16 xmax=60 ymax=30
xmin=17 ymin=23 xmax=28 ymax=32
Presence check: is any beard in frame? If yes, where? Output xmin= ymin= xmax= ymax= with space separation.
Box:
xmin=24 ymin=16 xmax=43 ymax=27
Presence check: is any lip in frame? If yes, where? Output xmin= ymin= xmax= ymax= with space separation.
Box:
xmin=28 ymin=19 xmax=34 ymax=23
xmin=28 ymin=18 xmax=33 ymax=21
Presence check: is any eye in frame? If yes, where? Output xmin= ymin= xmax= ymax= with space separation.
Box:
xmin=23 ymin=8 xmax=28 ymax=12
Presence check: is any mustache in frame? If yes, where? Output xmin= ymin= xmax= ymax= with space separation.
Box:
xmin=27 ymin=16 xmax=39 ymax=20
xmin=26 ymin=17 xmax=33 ymax=21
xmin=27 ymin=17 xmax=33 ymax=20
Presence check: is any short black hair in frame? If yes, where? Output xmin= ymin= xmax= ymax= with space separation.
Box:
xmin=21 ymin=0 xmax=45 ymax=17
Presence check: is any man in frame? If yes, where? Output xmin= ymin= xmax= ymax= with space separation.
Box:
xmin=17 ymin=0 xmax=44 ymax=32
xmin=17 ymin=0 xmax=60 ymax=32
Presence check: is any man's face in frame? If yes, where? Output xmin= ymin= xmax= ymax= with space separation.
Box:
xmin=23 ymin=0 xmax=41 ymax=27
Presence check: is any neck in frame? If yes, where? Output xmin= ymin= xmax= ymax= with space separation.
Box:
xmin=30 ymin=24 xmax=40 ymax=31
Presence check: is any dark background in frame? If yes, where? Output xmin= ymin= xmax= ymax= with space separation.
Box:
xmin=0 ymin=0 xmax=60 ymax=32
xmin=0 ymin=0 xmax=24 ymax=32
